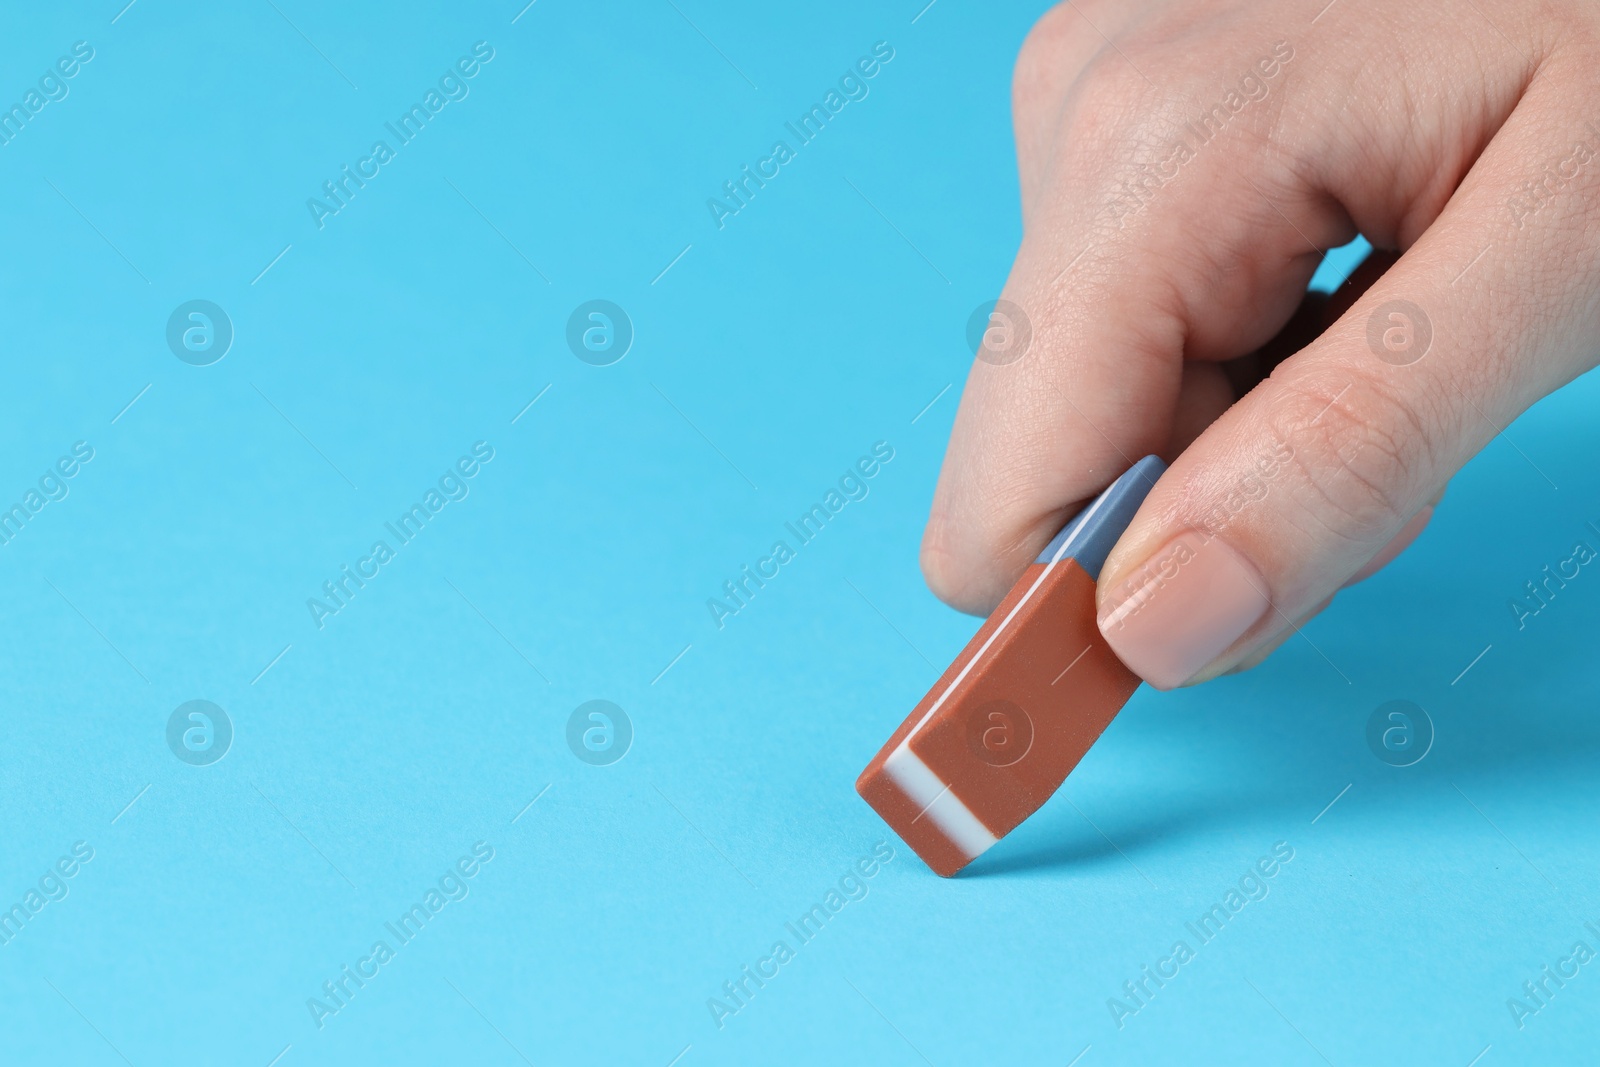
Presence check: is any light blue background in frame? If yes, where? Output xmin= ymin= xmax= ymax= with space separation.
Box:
xmin=1 ymin=2 xmax=1595 ymax=1065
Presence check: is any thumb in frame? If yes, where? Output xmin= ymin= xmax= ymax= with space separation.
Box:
xmin=1094 ymin=170 xmax=1595 ymax=689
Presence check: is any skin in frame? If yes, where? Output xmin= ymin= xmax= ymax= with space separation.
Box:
xmin=922 ymin=0 xmax=1600 ymax=687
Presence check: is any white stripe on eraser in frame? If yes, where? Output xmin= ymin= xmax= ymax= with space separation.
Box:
xmin=885 ymin=746 xmax=998 ymax=861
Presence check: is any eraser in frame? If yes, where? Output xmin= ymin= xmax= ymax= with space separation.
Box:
xmin=856 ymin=456 xmax=1165 ymax=877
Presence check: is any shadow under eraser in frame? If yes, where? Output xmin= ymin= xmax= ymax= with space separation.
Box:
xmin=856 ymin=456 xmax=1165 ymax=877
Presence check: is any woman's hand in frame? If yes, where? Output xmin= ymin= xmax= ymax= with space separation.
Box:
xmin=922 ymin=0 xmax=1600 ymax=688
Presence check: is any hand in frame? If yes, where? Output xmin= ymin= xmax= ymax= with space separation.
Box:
xmin=920 ymin=0 xmax=1599 ymax=688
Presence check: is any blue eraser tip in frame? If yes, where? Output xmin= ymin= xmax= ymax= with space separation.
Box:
xmin=1034 ymin=456 xmax=1166 ymax=579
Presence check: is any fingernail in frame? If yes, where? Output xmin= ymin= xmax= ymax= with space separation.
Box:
xmin=1344 ymin=506 xmax=1434 ymax=586
xmin=1097 ymin=531 xmax=1272 ymax=689
xmin=1222 ymin=595 xmax=1334 ymax=677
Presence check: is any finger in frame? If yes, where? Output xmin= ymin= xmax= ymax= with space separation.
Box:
xmin=1342 ymin=490 xmax=1440 ymax=586
xmin=1203 ymin=479 xmax=1445 ymax=684
xmin=1323 ymin=251 xmax=1402 ymax=324
xmin=1095 ymin=76 xmax=1600 ymax=689
xmin=1167 ymin=362 xmax=1237 ymax=459
xmin=1225 ymin=595 xmax=1333 ymax=675
xmin=1171 ymin=258 xmax=1404 ymax=463
xmin=1012 ymin=1 xmax=1148 ymax=218
xmin=1210 ymin=261 xmax=1440 ymax=675
xmin=1275 ymin=251 xmax=1445 ymax=591
xmin=1224 ymin=249 xmax=1400 ymax=397
xmin=924 ymin=48 xmax=1357 ymax=616
xmin=1217 ymin=496 xmax=1435 ymax=680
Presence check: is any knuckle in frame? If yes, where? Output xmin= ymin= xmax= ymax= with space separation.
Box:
xmin=1013 ymin=7 xmax=1059 ymax=83
xmin=1013 ymin=3 xmax=1127 ymax=121
xmin=1014 ymin=3 xmax=1089 ymax=85
xmin=1260 ymin=373 xmax=1434 ymax=544
xmin=1070 ymin=49 xmax=1156 ymax=116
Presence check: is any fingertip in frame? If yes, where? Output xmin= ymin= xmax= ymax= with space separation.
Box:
xmin=919 ymin=520 xmax=999 ymax=617
xmin=1221 ymin=632 xmax=1293 ymax=678
xmin=1096 ymin=531 xmax=1273 ymax=690
xmin=1216 ymin=595 xmax=1335 ymax=679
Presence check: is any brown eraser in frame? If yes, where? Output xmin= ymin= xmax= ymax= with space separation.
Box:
xmin=856 ymin=457 xmax=1164 ymax=876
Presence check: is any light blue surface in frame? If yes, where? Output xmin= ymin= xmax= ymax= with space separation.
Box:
xmin=1307 ymin=234 xmax=1371 ymax=292
xmin=2 ymin=3 xmax=1596 ymax=1065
